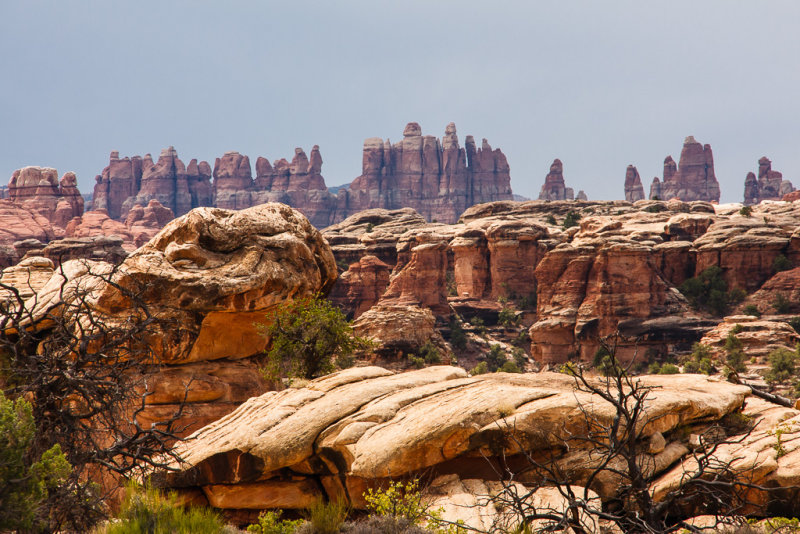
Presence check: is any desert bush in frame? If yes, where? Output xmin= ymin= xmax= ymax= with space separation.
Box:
xmin=562 ymin=210 xmax=581 ymax=229
xmin=306 ymin=498 xmax=350 ymax=534
xmin=100 ymin=482 xmax=225 ymax=534
xmin=470 ymin=362 xmax=489 ymax=375
xmin=765 ymin=348 xmax=798 ymax=385
xmin=487 ymin=344 xmax=508 ymax=372
xmin=789 ymin=317 xmax=800 ymax=334
xmin=363 ymin=480 xmax=464 ymax=534
xmin=659 ymin=363 xmax=680 ymax=374
xmin=644 ymin=203 xmax=667 ymax=213
xmin=724 ymin=332 xmax=748 ymax=375
xmin=774 ymin=254 xmax=793 ymax=273
xmin=448 ymin=319 xmax=467 ymax=350
xmin=419 ymin=341 xmax=442 ymax=365
xmin=739 ymin=205 xmax=753 ymax=217
xmin=498 ymin=307 xmax=520 ymax=327
xmin=247 ymin=510 xmax=304 ymax=534
xmin=511 ymin=347 xmax=527 ymax=369
xmin=468 ymin=317 xmax=487 ymax=337
xmin=0 ymin=391 xmax=71 ymax=532
xmin=743 ymin=304 xmax=762 ymax=317
xmin=680 ymin=266 xmax=740 ymax=316
xmin=773 ymin=294 xmax=792 ymax=314
xmin=545 ymin=214 xmax=557 ymax=225
xmin=499 ymin=360 xmax=521 ymax=373
xmin=683 ymin=343 xmax=717 ymax=375
xmin=262 ymin=296 xmax=368 ymax=380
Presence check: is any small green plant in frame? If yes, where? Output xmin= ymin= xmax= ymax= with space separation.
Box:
xmin=545 ymin=214 xmax=557 ymax=225
xmin=680 ymin=266 xmax=737 ymax=316
xmin=659 ymin=363 xmax=680 ymax=375
xmin=499 ymin=360 xmax=521 ymax=373
xmin=774 ymin=254 xmax=793 ymax=273
xmin=644 ymin=203 xmax=667 ymax=213
xmin=516 ymin=293 xmax=536 ymax=310
xmin=102 ymin=482 xmax=225 ymax=534
xmin=769 ymin=422 xmax=795 ymax=459
xmin=449 ymin=319 xmax=467 ymax=350
xmin=739 ymin=205 xmax=753 ymax=217
xmin=470 ymin=361 xmax=489 ymax=375
xmin=789 ymin=317 xmax=800 ymax=334
xmin=419 ymin=341 xmax=442 ymax=365
xmin=496 ymin=403 xmax=516 ymax=418
xmin=731 ymin=323 xmax=744 ymax=335
xmin=498 ymin=307 xmax=520 ymax=327
xmin=486 ymin=344 xmax=509 ymax=372
xmin=365 ymin=222 xmax=375 ymax=233
xmin=683 ymin=343 xmax=717 ymax=375
xmin=469 ymin=316 xmax=487 ymax=337
xmin=0 ymin=392 xmax=71 ymax=533
xmin=592 ymin=347 xmax=621 ymax=377
xmin=765 ymin=347 xmax=798 ymax=385
xmin=408 ymin=354 xmax=426 ymax=369
xmin=774 ymin=294 xmax=792 ymax=314
xmin=648 ymin=361 xmax=662 ymax=374
xmin=724 ymin=332 xmax=747 ymax=375
xmin=562 ymin=210 xmax=581 ymax=229
xmin=306 ymin=498 xmax=350 ymax=534
xmin=261 ymin=296 xmax=368 ymax=380
xmin=743 ymin=304 xmax=762 ymax=317
xmin=247 ymin=510 xmax=304 ymax=534
xmin=511 ymin=347 xmax=527 ymax=369
xmin=558 ymin=362 xmax=580 ymax=376
xmin=363 ymin=480 xmax=464 ymax=534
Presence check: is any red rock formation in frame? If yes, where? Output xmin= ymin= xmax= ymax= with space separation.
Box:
xmin=337 ymin=122 xmax=512 ymax=224
xmin=328 ymin=255 xmax=391 ymax=319
xmin=538 ymin=159 xmax=575 ymax=201
xmin=92 ymin=148 xmax=212 ymax=220
xmin=8 ymin=166 xmax=84 ymax=231
xmin=649 ymin=176 xmax=662 ymax=200
xmin=65 ymin=200 xmax=175 ymax=251
xmin=650 ymin=137 xmax=720 ymax=202
xmin=784 ymin=191 xmax=800 ymax=202
xmin=743 ymin=157 xmax=795 ymax=205
xmin=624 ymin=165 xmax=645 ymax=202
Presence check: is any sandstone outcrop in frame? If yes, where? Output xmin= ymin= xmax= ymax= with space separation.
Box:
xmin=92 ymin=148 xmax=213 ymax=220
xmin=327 ymin=255 xmax=391 ymax=319
xmin=538 ymin=159 xmax=574 ymax=201
xmin=624 ymin=165 xmax=645 ymax=202
xmin=743 ymin=156 xmax=795 ymax=205
xmin=156 ymin=367 xmax=750 ymax=515
xmin=698 ymin=315 xmax=800 ymax=360
xmin=743 ymin=266 xmax=800 ymax=315
xmin=649 ymin=137 xmax=720 ymax=202
xmin=352 ymin=304 xmax=445 ymax=357
xmin=336 ymin=122 xmax=513 ymax=224
xmin=8 ymin=166 xmax=84 ymax=229
xmin=1 ymin=203 xmax=337 ymax=434
xmin=19 ymin=236 xmax=128 ymax=266
xmin=64 ymin=200 xmax=175 ymax=251
xmin=0 ymin=199 xmax=59 ymax=266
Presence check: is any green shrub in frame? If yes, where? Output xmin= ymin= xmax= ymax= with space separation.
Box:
xmin=729 ymin=288 xmax=747 ymax=304
xmin=680 ymin=266 xmax=738 ymax=316
xmin=419 ymin=341 xmax=442 ymax=365
xmin=774 ymin=294 xmax=792 ymax=314
xmin=659 ymin=363 xmax=680 ymax=375
xmin=774 ymin=254 xmax=793 ymax=273
xmin=261 ymin=296 xmax=368 ymax=380
xmin=365 ymin=222 xmax=374 ymax=233
xmin=765 ymin=348 xmax=798 ymax=385
xmin=739 ymin=205 xmax=753 ymax=217
xmin=102 ymin=482 xmax=225 ymax=534
xmin=562 ymin=210 xmax=581 ymax=229
xmin=648 ymin=361 xmax=662 ymax=374
xmin=470 ymin=362 xmax=489 ymax=375
xmin=469 ymin=317 xmax=487 ymax=337
xmin=789 ymin=317 xmax=800 ymax=334
xmin=408 ymin=355 xmax=425 ymax=369
xmin=307 ymin=498 xmax=349 ymax=534
xmin=546 ymin=214 xmax=557 ymax=225
xmin=516 ymin=294 xmax=536 ymax=310
xmin=683 ymin=343 xmax=717 ymax=375
xmin=247 ymin=510 xmax=304 ymax=534
xmin=511 ymin=347 xmax=527 ymax=369
xmin=448 ymin=319 xmax=467 ymax=350
xmin=498 ymin=307 xmax=520 ymax=327
xmin=363 ymin=480 xmax=464 ymax=534
xmin=592 ymin=347 xmax=621 ymax=377
xmin=499 ymin=360 xmax=521 ymax=373
xmin=743 ymin=304 xmax=762 ymax=317
xmin=0 ymin=391 xmax=71 ymax=533
xmin=486 ymin=344 xmax=508 ymax=372
xmin=644 ymin=203 xmax=667 ymax=213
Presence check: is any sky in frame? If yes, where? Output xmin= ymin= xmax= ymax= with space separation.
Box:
xmin=1 ymin=1 xmax=799 ymax=203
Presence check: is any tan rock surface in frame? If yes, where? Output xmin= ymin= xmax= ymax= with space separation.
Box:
xmin=160 ymin=368 xmax=749 ymax=512
xmin=699 ymin=316 xmax=800 ymax=360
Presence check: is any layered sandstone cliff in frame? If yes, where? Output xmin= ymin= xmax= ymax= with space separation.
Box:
xmin=648 ymin=137 xmax=720 ymax=202
xmin=743 ymin=156 xmax=795 ymax=205
xmin=624 ymin=165 xmax=645 ymax=202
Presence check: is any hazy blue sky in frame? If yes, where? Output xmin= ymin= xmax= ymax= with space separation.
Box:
xmin=2 ymin=1 xmax=799 ymax=203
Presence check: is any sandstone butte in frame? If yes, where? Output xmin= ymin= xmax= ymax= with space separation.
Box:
xmin=743 ymin=156 xmax=796 ymax=205
xmin=0 ymin=203 xmax=337 ymax=435
xmin=647 ymin=136 xmax=720 ymax=202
